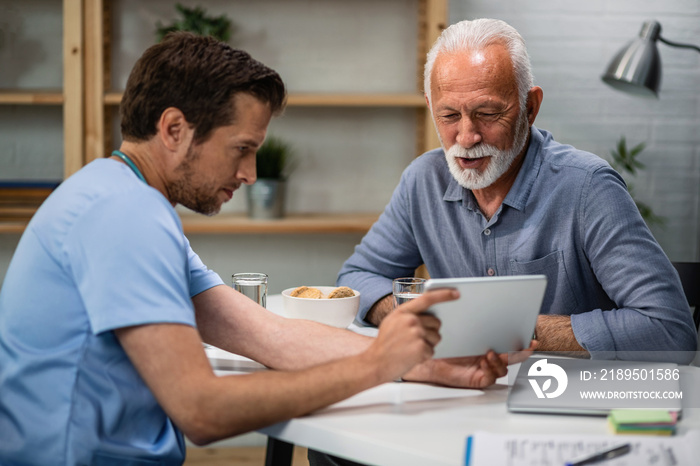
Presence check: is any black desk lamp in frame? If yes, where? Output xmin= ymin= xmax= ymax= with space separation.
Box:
xmin=602 ymin=20 xmax=700 ymax=98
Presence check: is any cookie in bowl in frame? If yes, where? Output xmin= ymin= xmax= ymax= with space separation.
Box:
xmin=282 ymin=286 xmax=360 ymax=328
xmin=290 ymin=286 xmax=324 ymax=299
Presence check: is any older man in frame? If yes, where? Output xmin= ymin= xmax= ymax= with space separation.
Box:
xmin=337 ymin=18 xmax=697 ymax=362
xmin=0 ymin=32 xmax=517 ymax=465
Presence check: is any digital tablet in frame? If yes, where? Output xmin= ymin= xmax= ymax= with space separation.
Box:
xmin=424 ymin=275 xmax=547 ymax=358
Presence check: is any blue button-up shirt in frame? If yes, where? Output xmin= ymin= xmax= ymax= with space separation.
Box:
xmin=338 ymin=127 xmax=696 ymax=361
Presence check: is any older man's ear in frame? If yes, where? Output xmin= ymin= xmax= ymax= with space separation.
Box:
xmin=526 ymin=86 xmax=544 ymax=126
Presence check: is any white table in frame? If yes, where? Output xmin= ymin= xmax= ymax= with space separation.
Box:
xmin=208 ymin=295 xmax=700 ymax=466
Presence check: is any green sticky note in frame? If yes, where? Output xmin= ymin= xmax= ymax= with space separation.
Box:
xmin=609 ymin=409 xmax=673 ymax=425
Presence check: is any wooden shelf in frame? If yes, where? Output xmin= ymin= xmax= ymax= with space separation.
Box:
xmin=180 ymin=212 xmax=379 ymax=234
xmin=0 ymin=220 xmax=30 ymax=234
xmin=288 ymin=93 xmax=426 ymax=107
xmin=0 ymin=91 xmax=64 ymax=105
xmin=1 ymin=212 xmax=379 ymax=235
xmin=104 ymin=92 xmax=425 ymax=108
xmin=0 ymin=206 xmax=36 ymax=221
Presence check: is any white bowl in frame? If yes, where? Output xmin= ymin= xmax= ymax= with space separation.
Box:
xmin=281 ymin=286 xmax=361 ymax=328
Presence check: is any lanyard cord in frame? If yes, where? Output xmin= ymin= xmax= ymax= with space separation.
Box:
xmin=111 ymin=150 xmax=146 ymax=184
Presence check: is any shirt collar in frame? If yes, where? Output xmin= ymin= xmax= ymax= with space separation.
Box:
xmin=442 ymin=126 xmax=544 ymax=213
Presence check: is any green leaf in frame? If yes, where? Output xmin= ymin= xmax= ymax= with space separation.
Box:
xmin=255 ymin=136 xmax=296 ymax=180
xmin=155 ymin=3 xmax=233 ymax=42
xmin=608 ymin=135 xmax=664 ymax=226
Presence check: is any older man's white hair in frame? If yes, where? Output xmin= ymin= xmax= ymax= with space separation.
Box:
xmin=423 ymin=18 xmax=534 ymax=112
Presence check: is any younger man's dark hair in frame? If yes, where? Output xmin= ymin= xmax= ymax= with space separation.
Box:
xmin=120 ymin=32 xmax=286 ymax=145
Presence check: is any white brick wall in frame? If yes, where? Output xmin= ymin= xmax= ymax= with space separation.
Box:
xmin=453 ymin=0 xmax=700 ymax=260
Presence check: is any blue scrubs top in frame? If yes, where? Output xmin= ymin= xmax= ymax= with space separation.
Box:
xmin=0 ymin=159 xmax=223 ymax=465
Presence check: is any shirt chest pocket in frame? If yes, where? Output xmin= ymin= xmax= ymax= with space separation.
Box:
xmin=509 ymin=250 xmax=579 ymax=315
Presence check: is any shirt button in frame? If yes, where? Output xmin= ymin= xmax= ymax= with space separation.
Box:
xmin=484 ymin=228 xmax=491 ymax=236
xmin=487 ymin=268 xmax=496 ymax=276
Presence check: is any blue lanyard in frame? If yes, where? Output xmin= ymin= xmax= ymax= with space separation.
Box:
xmin=111 ymin=150 xmax=146 ymax=184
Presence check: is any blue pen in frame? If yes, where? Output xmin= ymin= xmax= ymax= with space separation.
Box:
xmin=565 ymin=443 xmax=631 ymax=466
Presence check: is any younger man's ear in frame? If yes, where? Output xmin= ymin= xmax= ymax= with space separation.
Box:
xmin=158 ymin=107 xmax=193 ymax=152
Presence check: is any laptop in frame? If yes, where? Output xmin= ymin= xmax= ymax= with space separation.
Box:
xmin=424 ymin=275 xmax=547 ymax=358
xmin=507 ymin=356 xmax=683 ymax=415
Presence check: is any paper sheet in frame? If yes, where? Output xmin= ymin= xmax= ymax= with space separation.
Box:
xmin=465 ymin=430 xmax=700 ymax=466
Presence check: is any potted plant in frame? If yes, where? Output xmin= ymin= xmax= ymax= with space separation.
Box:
xmin=155 ymin=3 xmax=234 ymax=42
xmin=247 ymin=136 xmax=296 ymax=219
xmin=610 ymin=136 xmax=664 ymax=226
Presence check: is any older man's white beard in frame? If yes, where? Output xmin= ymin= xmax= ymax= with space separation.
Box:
xmin=445 ymin=114 xmax=529 ymax=190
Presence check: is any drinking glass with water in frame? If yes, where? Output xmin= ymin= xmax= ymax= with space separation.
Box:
xmin=392 ymin=277 xmax=426 ymax=308
xmin=232 ymin=272 xmax=268 ymax=308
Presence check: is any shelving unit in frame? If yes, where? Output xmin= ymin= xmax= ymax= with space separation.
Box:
xmin=0 ymin=0 xmax=84 ymax=226
xmin=0 ymin=0 xmax=84 ymax=175
xmin=1 ymin=0 xmax=448 ymax=234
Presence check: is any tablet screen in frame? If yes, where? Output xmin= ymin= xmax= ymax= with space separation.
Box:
xmin=424 ymin=275 xmax=547 ymax=357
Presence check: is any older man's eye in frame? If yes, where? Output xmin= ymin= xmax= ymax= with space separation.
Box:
xmin=477 ymin=112 xmax=500 ymax=121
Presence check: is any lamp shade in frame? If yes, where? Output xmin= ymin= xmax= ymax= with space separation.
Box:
xmin=602 ymin=21 xmax=662 ymax=98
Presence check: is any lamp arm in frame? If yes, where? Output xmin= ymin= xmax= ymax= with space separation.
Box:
xmin=659 ymin=35 xmax=700 ymax=54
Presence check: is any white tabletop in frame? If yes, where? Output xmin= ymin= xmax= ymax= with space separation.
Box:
xmin=208 ymin=295 xmax=700 ymax=466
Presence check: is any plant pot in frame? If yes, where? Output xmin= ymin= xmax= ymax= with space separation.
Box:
xmin=246 ymin=179 xmax=286 ymax=219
